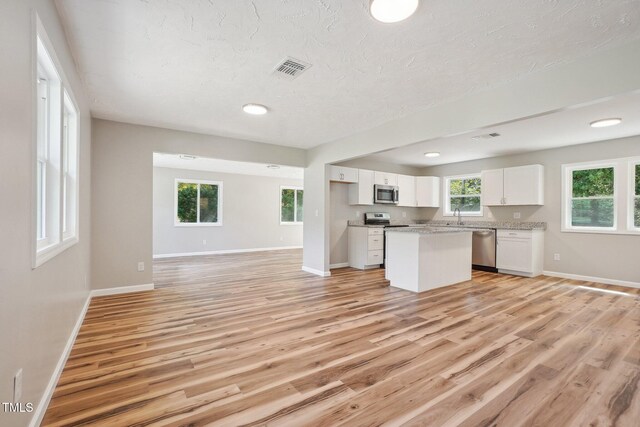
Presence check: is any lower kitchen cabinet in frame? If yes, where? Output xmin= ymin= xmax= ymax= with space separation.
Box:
xmin=496 ymin=229 xmax=544 ymax=277
xmin=348 ymin=227 xmax=384 ymax=269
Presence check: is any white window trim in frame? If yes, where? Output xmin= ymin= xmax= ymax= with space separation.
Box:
xmin=561 ymin=157 xmax=640 ymax=235
xmin=32 ymin=13 xmax=80 ymax=269
xmin=629 ymin=159 xmax=640 ymax=232
xmin=174 ymin=178 xmax=223 ymax=227
xmin=280 ymin=186 xmax=303 ymax=225
xmin=443 ymin=174 xmax=483 ymax=217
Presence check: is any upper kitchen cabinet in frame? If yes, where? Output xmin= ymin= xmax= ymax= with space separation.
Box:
xmin=481 ymin=164 xmax=544 ymax=206
xmin=349 ymin=169 xmax=374 ymax=205
xmin=415 ymin=176 xmax=440 ymax=207
xmin=329 ymin=165 xmax=359 ymax=183
xmin=374 ymin=171 xmax=398 ymax=186
xmin=397 ymin=175 xmax=416 ymax=207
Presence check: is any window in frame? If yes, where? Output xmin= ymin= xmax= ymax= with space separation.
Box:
xmin=562 ymin=157 xmax=640 ymax=234
xmin=175 ymin=179 xmax=222 ymax=226
xmin=281 ymin=187 xmax=303 ymax=224
xmin=569 ymin=166 xmax=615 ymax=229
xmin=444 ymin=174 xmax=482 ymax=216
xmin=34 ymin=23 xmax=80 ymax=267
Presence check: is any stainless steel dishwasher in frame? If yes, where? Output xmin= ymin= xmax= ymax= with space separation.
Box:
xmin=471 ymin=228 xmax=497 ymax=272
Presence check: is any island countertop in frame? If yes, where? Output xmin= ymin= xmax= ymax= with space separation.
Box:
xmin=385 ymin=226 xmax=471 ymax=234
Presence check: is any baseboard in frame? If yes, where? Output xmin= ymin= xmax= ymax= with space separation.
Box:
xmin=302 ymin=266 xmax=331 ymax=277
xmin=29 ymin=295 xmax=91 ymax=427
xmin=153 ymin=246 xmax=303 ymax=259
xmin=330 ymin=262 xmax=349 ymax=269
xmin=543 ymin=270 xmax=640 ymax=289
xmin=91 ymin=283 xmax=155 ymax=297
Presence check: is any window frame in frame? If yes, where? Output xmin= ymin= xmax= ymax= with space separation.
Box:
xmin=629 ymin=159 xmax=640 ymax=232
xmin=443 ymin=174 xmax=483 ymax=217
xmin=280 ymin=186 xmax=304 ymax=225
xmin=561 ymin=157 xmax=640 ymax=235
xmin=33 ymin=15 xmax=80 ymax=268
xmin=174 ymin=178 xmax=223 ymax=227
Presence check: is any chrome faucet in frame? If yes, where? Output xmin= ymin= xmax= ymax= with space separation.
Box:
xmin=454 ymin=208 xmax=463 ymax=225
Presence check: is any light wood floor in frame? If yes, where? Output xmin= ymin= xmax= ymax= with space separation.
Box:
xmin=43 ymin=249 xmax=640 ymax=426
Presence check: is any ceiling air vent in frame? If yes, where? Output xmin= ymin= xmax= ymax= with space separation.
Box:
xmin=472 ymin=132 xmax=501 ymax=141
xmin=273 ymin=57 xmax=311 ymax=80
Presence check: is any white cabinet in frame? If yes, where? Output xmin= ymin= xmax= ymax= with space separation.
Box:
xmin=330 ymin=165 xmax=358 ymax=183
xmin=397 ymin=174 xmax=416 ymax=207
xmin=480 ymin=169 xmax=504 ymax=206
xmin=349 ymin=169 xmax=374 ymax=205
xmin=415 ymin=177 xmax=440 ymax=207
xmin=481 ymin=164 xmax=544 ymax=206
xmin=504 ymin=165 xmax=544 ymax=205
xmin=496 ymin=229 xmax=544 ymax=277
xmin=349 ymin=227 xmax=384 ymax=269
xmin=374 ymin=171 xmax=398 ymax=186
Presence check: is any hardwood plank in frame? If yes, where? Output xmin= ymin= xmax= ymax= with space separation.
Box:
xmin=40 ymin=249 xmax=640 ymax=426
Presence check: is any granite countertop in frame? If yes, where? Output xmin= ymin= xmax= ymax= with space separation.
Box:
xmin=425 ymin=220 xmax=547 ymax=230
xmin=347 ymin=220 xmax=546 ymax=231
xmin=385 ymin=226 xmax=472 ymax=235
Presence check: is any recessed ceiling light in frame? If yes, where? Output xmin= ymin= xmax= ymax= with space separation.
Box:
xmin=590 ymin=118 xmax=621 ymax=128
xmin=266 ymin=164 xmax=280 ymax=169
xmin=424 ymin=152 xmax=440 ymax=158
xmin=370 ymin=0 xmax=419 ymax=23
xmin=179 ymin=154 xmax=197 ymax=160
xmin=242 ymin=103 xmax=268 ymax=115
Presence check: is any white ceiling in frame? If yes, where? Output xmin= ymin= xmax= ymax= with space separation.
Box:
xmin=366 ymin=91 xmax=640 ymax=167
xmin=56 ymin=0 xmax=640 ymax=149
xmin=153 ymin=153 xmax=304 ymax=179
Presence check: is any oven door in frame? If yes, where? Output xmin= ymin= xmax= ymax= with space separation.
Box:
xmin=374 ymin=185 xmax=399 ymax=204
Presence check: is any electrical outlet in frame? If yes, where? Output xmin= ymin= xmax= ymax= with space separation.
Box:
xmin=402 ymin=212 xmax=407 ymax=218
xmin=554 ymin=253 xmax=560 ymax=261
xmin=14 ymin=369 xmax=23 ymax=402
xmin=202 ymin=239 xmax=207 ymax=245
xmin=315 ymin=209 xmax=319 ymax=217
xmin=356 ymin=210 xmax=360 ymax=218
xmin=513 ymin=212 xmax=521 ymax=219
xmin=137 ymin=262 xmax=145 ymax=272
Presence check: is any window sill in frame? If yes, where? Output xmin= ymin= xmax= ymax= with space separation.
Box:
xmin=34 ymin=236 xmax=78 ymax=269
xmin=174 ymin=222 xmax=223 ymax=227
xmin=561 ymin=227 xmax=640 ymax=236
xmin=443 ymin=212 xmax=483 ymax=217
xmin=280 ymin=222 xmax=303 ymax=226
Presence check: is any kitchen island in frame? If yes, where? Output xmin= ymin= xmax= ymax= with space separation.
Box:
xmin=385 ymin=227 xmax=473 ymax=293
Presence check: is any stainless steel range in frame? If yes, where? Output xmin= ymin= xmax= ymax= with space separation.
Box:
xmin=364 ymin=213 xmax=409 ymax=267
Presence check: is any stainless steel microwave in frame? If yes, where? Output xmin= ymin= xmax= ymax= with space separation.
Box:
xmin=374 ymin=184 xmax=399 ymax=204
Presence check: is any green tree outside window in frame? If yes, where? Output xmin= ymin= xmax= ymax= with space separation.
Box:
xmin=176 ymin=181 xmax=220 ymax=224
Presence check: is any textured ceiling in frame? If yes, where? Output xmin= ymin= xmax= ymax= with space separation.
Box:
xmin=56 ymin=0 xmax=640 ymax=148
xmin=366 ymin=91 xmax=640 ymax=166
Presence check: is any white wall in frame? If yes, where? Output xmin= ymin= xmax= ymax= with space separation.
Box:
xmin=421 ymin=136 xmax=640 ymax=284
xmin=0 ymin=2 xmax=92 ymax=426
xmin=153 ymin=167 xmax=303 ymax=256
xmin=92 ymin=119 xmax=306 ymax=290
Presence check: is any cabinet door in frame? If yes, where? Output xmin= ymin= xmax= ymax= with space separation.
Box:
xmin=481 ymin=169 xmax=504 ymax=206
xmin=503 ymin=165 xmax=544 ymax=205
xmin=497 ymin=237 xmax=533 ymax=272
xmin=374 ymin=172 xmax=398 ymax=186
xmin=349 ymin=169 xmax=374 ymax=205
xmin=397 ymin=175 xmax=416 ymax=207
xmin=415 ymin=176 xmax=440 ymax=207
xmin=329 ymin=166 xmax=358 ymax=183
